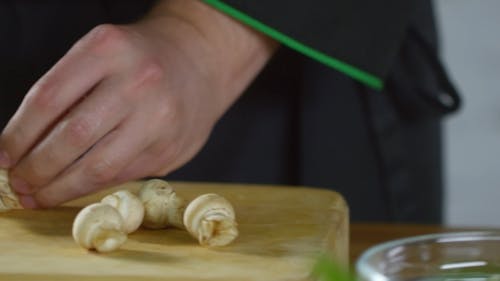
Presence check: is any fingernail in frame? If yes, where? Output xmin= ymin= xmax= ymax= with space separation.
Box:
xmin=19 ymin=195 xmax=39 ymax=209
xmin=0 ymin=150 xmax=10 ymax=168
xmin=10 ymin=176 xmax=33 ymax=194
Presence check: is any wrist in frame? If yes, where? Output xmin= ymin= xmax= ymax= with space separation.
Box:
xmin=139 ymin=0 xmax=278 ymax=117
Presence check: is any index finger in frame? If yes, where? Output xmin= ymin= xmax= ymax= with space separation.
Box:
xmin=0 ymin=25 xmax=121 ymax=168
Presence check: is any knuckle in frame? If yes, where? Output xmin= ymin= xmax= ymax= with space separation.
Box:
xmin=136 ymin=60 xmax=165 ymax=86
xmin=87 ymin=159 xmax=118 ymax=185
xmin=13 ymin=162 xmax=46 ymax=188
xmin=157 ymin=97 xmax=183 ymax=123
xmin=84 ymin=24 xmax=130 ymax=55
xmin=8 ymin=125 xmax=28 ymax=146
xmin=125 ymin=59 xmax=165 ymax=98
xmin=63 ymin=117 xmax=95 ymax=148
xmin=42 ymin=146 xmax=67 ymax=173
xmin=0 ymin=128 xmax=26 ymax=166
xmin=26 ymin=79 xmax=59 ymax=111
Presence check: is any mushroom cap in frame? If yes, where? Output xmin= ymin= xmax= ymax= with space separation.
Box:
xmin=0 ymin=169 xmax=22 ymax=211
xmin=183 ymin=193 xmax=238 ymax=247
xmin=138 ymin=179 xmax=185 ymax=229
xmin=72 ymin=203 xmax=127 ymax=252
xmin=101 ymin=190 xmax=145 ymax=233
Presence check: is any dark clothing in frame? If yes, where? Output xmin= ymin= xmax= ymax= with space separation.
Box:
xmin=205 ymin=0 xmax=416 ymax=88
xmin=0 ymin=1 xmax=459 ymax=223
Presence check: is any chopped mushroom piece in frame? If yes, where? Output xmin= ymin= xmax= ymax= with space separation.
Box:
xmin=0 ymin=169 xmax=22 ymax=211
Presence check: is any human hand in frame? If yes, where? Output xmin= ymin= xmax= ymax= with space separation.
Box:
xmin=0 ymin=0 xmax=277 ymax=208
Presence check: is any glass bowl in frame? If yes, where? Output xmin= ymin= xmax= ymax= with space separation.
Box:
xmin=356 ymin=231 xmax=500 ymax=281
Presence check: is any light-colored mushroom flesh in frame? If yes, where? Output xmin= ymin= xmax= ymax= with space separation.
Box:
xmin=72 ymin=203 xmax=127 ymax=253
xmin=0 ymin=169 xmax=22 ymax=211
xmin=138 ymin=179 xmax=186 ymax=229
xmin=101 ymin=190 xmax=145 ymax=233
xmin=183 ymin=193 xmax=238 ymax=247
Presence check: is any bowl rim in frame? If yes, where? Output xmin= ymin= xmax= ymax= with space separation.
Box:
xmin=355 ymin=231 xmax=500 ymax=281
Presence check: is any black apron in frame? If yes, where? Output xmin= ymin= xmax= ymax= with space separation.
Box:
xmin=0 ymin=0 xmax=460 ymax=223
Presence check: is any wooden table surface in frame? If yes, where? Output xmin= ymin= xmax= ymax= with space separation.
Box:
xmin=350 ymin=223 xmax=499 ymax=263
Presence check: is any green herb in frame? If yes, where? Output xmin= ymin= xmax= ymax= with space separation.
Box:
xmin=313 ymin=255 xmax=357 ymax=281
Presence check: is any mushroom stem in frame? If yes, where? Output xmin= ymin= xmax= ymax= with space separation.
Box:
xmin=138 ymin=179 xmax=186 ymax=229
xmin=72 ymin=203 xmax=127 ymax=252
xmin=90 ymin=226 xmax=128 ymax=253
xmin=183 ymin=193 xmax=238 ymax=247
xmin=0 ymin=169 xmax=22 ymax=211
xmin=101 ymin=190 xmax=145 ymax=234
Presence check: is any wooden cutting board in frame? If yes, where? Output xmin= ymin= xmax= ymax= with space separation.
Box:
xmin=0 ymin=182 xmax=348 ymax=281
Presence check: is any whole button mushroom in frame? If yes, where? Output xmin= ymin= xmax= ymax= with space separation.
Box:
xmin=101 ymin=190 xmax=145 ymax=234
xmin=183 ymin=193 xmax=239 ymax=247
xmin=138 ymin=179 xmax=186 ymax=229
xmin=72 ymin=203 xmax=127 ymax=253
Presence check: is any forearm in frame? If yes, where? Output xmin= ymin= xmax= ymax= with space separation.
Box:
xmin=141 ymin=0 xmax=278 ymax=117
